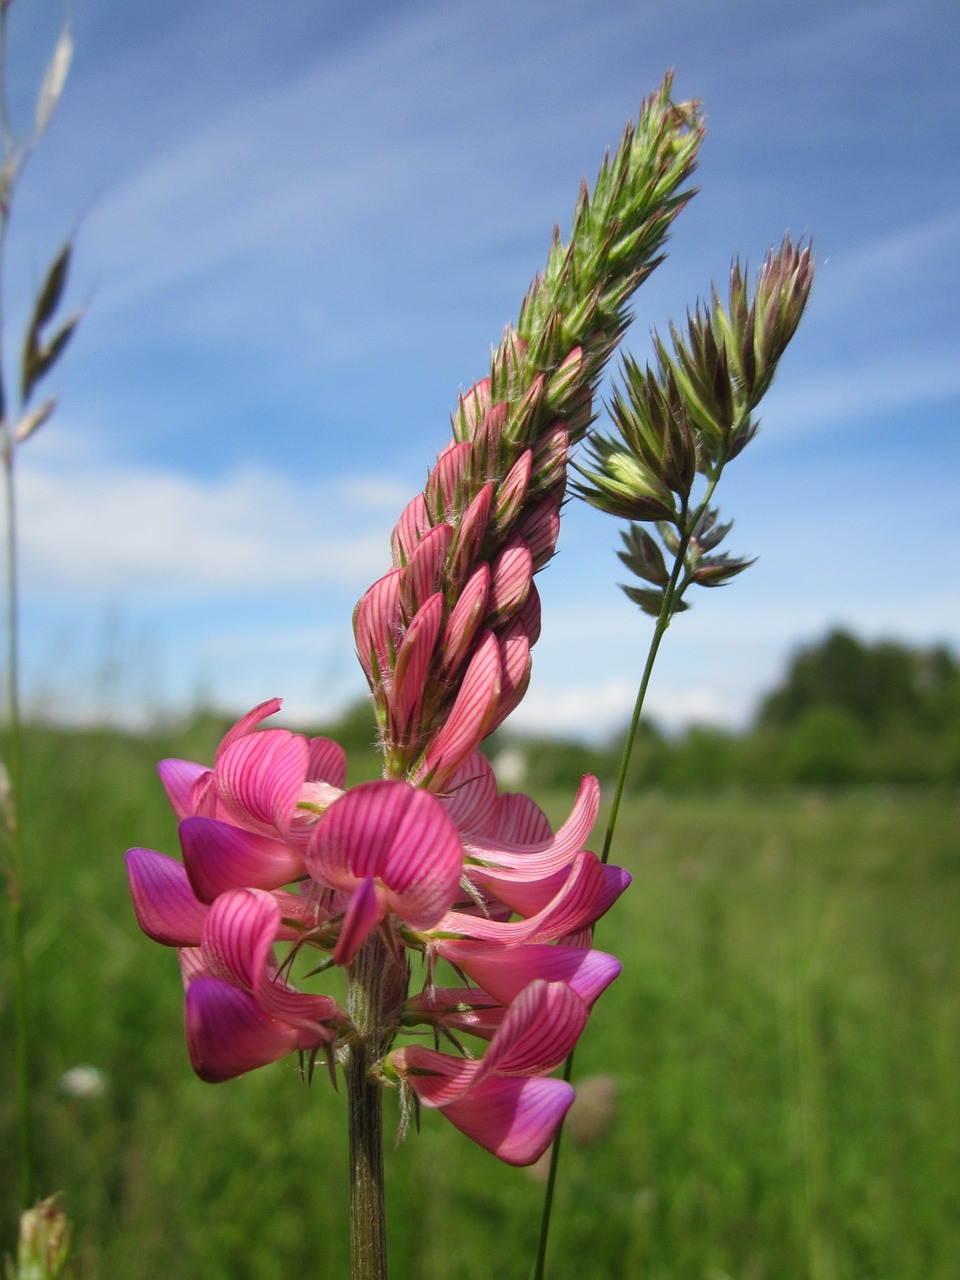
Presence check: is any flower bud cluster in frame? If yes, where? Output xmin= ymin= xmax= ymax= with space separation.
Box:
xmin=126 ymin=701 xmax=629 ymax=1164
xmin=355 ymin=76 xmax=704 ymax=781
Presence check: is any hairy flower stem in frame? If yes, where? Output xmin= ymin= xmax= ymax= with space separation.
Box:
xmin=346 ymin=933 xmax=404 ymax=1280
xmin=533 ymin=474 xmax=723 ymax=1280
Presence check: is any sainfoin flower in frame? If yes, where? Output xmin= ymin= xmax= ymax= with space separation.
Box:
xmin=127 ymin=699 xmax=628 ymax=1161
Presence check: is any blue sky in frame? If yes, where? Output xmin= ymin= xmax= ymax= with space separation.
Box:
xmin=5 ymin=0 xmax=959 ymax=739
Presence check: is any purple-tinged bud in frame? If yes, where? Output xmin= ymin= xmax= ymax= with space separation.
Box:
xmin=452 ymin=376 xmax=493 ymax=442
xmin=424 ymin=440 xmax=473 ymax=523
xmin=401 ymin=522 xmax=453 ymax=618
xmin=448 ymin=482 xmax=493 ymax=585
xmin=516 ymin=496 xmax=561 ymax=571
xmin=486 ymin=535 xmax=534 ymax=626
xmin=492 ymin=449 xmax=532 ymax=537
xmin=391 ymin=593 xmax=444 ymax=739
xmin=438 ymin=564 xmax=491 ymax=682
xmin=391 ymin=492 xmax=432 ymax=569
xmin=515 ymin=581 xmax=542 ymax=647
xmin=503 ymin=373 xmax=546 ymax=447
xmin=531 ymin=422 xmax=569 ymax=498
xmin=421 ymin=630 xmax=502 ymax=790
xmin=354 ymin=569 xmax=403 ymax=688
xmin=486 ymin=618 xmax=532 ymax=735
xmin=545 ymin=345 xmax=585 ymax=412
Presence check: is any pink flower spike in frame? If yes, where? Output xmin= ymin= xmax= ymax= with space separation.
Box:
xmin=216 ymin=728 xmax=309 ymax=835
xmin=178 ymin=816 xmax=305 ymax=903
xmin=126 ymin=847 xmax=208 ymax=946
xmin=421 ymin=630 xmax=501 ymax=790
xmin=185 ymin=976 xmax=319 ymax=1083
xmin=308 ymin=780 xmax=463 ymax=932
xmin=442 ymin=1074 xmax=575 ymax=1166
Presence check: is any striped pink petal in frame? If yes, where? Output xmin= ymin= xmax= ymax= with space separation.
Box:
xmin=391 ymin=593 xmax=444 ymax=736
xmin=216 ymin=728 xmax=309 ymax=833
xmin=126 ymin=847 xmax=208 ymax=946
xmin=439 ymin=940 xmax=621 ymax=1008
xmin=425 ymin=440 xmax=472 ymax=523
xmin=486 ymin=536 xmax=533 ymax=625
xmin=215 ymin=698 xmax=283 ymax=760
xmin=451 ymin=377 xmax=492 ymax=442
xmin=389 ymin=1043 xmax=479 ymax=1107
xmin=179 ymin=816 xmax=305 ymax=902
xmin=441 ymin=1074 xmax=575 ymax=1165
xmin=439 ymin=749 xmax=499 ymax=836
xmin=516 ymin=495 xmax=561 ymax=571
xmin=515 ymin=582 xmax=542 ymax=646
xmin=307 ymin=780 xmax=463 ymax=930
xmin=478 ymin=980 xmax=587 ymax=1079
xmin=307 ymin=736 xmax=347 ymax=787
xmin=448 ymin=482 xmax=493 ymax=583
xmin=492 ymin=449 xmax=532 ymax=535
xmin=464 ymin=773 xmax=600 ymax=878
xmin=184 ymin=976 xmax=318 ymax=1083
xmin=486 ymin=622 xmax=531 ymax=735
xmin=439 ymin=852 xmax=630 ymax=944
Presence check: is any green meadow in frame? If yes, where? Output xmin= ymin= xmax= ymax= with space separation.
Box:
xmin=2 ymin=723 xmax=959 ymax=1278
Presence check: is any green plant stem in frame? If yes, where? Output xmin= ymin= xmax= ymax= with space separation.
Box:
xmin=346 ymin=933 xmax=406 ymax=1280
xmin=533 ymin=474 xmax=727 ymax=1280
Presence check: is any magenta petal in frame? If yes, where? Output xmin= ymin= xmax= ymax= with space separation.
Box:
xmin=201 ymin=888 xmax=279 ymax=990
xmin=180 ymin=816 xmax=305 ymax=901
xmin=157 ymin=758 xmax=209 ymax=820
xmin=481 ymin=981 xmax=587 ymax=1079
xmin=441 ymin=1075 xmax=575 ymax=1166
xmin=465 ymin=774 xmax=600 ymax=878
xmin=334 ymin=876 xmax=383 ymax=966
xmin=185 ymin=976 xmax=307 ymax=1083
xmin=309 ymin=781 xmax=463 ymax=930
xmin=307 ymin=736 xmax=347 ymax=788
xmin=216 ymin=729 xmax=309 ymax=832
xmin=440 ymin=750 xmax=499 ymax=836
xmin=439 ymin=941 xmax=622 ymax=1008
xmin=126 ymin=848 xmax=208 ymax=946
xmin=389 ymin=1043 xmax=479 ymax=1106
xmin=421 ymin=630 xmax=501 ymax=790
xmin=215 ymin=698 xmax=283 ymax=760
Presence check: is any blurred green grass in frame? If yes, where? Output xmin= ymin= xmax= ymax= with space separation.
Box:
xmin=2 ymin=725 xmax=959 ymax=1278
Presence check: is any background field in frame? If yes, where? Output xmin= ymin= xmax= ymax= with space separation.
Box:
xmin=2 ymin=723 xmax=959 ymax=1279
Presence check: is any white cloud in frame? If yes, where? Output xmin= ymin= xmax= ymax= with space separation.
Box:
xmin=18 ymin=449 xmax=396 ymax=598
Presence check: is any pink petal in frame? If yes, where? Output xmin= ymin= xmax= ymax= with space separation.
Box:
xmin=307 ymin=737 xmax=347 ymax=787
xmin=216 ymin=728 xmax=309 ymax=833
xmin=157 ymin=758 xmax=209 ymax=820
xmin=439 ymin=940 xmax=622 ymax=1007
xmin=516 ymin=495 xmax=561 ymax=570
xmin=185 ymin=976 xmax=313 ymax=1083
xmin=424 ymin=440 xmax=473 ymax=523
xmin=485 ymin=622 xmax=531 ymax=734
xmin=493 ymin=792 xmax=552 ymax=844
xmin=439 ymin=852 xmax=629 ymax=944
xmin=308 ymin=781 xmax=463 ymax=930
xmin=464 ymin=773 xmax=600 ymax=877
xmin=391 ymin=593 xmax=444 ymax=736
xmin=441 ymin=1074 xmax=575 ymax=1166
xmin=492 ymin=449 xmax=532 ymax=534
xmin=515 ymin=582 xmax=542 ymax=646
xmin=439 ymin=749 xmax=499 ymax=836
xmin=389 ymin=1043 xmax=479 ymax=1107
xmin=451 ymin=377 xmax=492 ymax=442
xmin=448 ymin=482 xmax=493 ymax=583
xmin=126 ymin=848 xmax=208 ymax=946
xmin=479 ymin=980 xmax=587 ymax=1079
xmin=201 ymin=888 xmax=279 ymax=990
xmin=215 ymin=699 xmax=283 ymax=760
xmin=179 ymin=816 xmax=305 ymax=902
